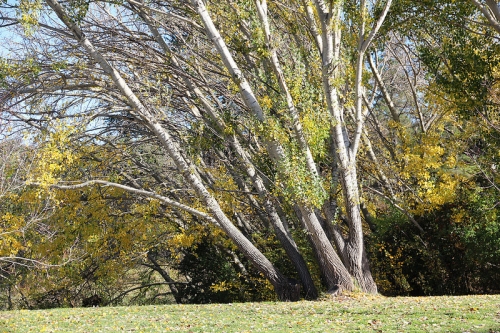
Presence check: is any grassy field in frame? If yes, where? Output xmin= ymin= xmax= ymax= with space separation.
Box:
xmin=1 ymin=294 xmax=499 ymax=332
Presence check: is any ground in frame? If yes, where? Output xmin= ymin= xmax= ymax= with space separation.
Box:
xmin=0 ymin=294 xmax=499 ymax=332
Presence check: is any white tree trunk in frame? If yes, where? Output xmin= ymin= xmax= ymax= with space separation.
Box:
xmin=44 ymin=0 xmax=302 ymax=300
xmin=313 ymin=0 xmax=379 ymax=293
xmin=192 ymin=0 xmax=356 ymax=292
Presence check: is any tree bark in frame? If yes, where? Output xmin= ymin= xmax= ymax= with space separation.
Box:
xmin=146 ymin=7 xmax=319 ymax=296
xmin=313 ymin=0 xmax=378 ymax=293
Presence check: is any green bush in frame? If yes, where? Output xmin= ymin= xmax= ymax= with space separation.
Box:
xmin=369 ymin=187 xmax=500 ymax=296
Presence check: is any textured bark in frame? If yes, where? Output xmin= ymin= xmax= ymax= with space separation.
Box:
xmin=299 ymin=206 xmax=354 ymax=291
xmin=43 ymin=0 xmax=384 ymax=297
xmin=145 ymin=13 xmax=319 ymax=295
xmin=227 ymin=135 xmax=319 ymax=299
xmin=150 ymin=11 xmax=318 ymax=296
xmin=339 ymin=162 xmax=377 ymax=294
xmin=313 ymin=0 xmax=378 ymax=293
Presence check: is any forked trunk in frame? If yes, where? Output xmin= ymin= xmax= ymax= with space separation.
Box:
xmin=340 ymin=165 xmax=377 ymax=293
xmin=312 ymin=0 xmax=379 ymax=294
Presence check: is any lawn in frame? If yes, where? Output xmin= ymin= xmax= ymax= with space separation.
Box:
xmin=1 ymin=294 xmax=499 ymax=332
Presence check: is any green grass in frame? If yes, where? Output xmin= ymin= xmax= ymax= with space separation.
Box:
xmin=1 ymin=294 xmax=499 ymax=332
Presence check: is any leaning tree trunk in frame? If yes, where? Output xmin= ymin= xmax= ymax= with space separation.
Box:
xmin=142 ymin=11 xmax=319 ymax=296
xmin=227 ymin=135 xmax=318 ymax=299
xmin=191 ymin=0 xmax=356 ymax=293
xmin=44 ymin=0 xmax=301 ymax=301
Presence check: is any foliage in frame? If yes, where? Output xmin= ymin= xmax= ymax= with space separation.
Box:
xmin=369 ymin=186 xmax=500 ymax=296
xmin=173 ymin=235 xmax=274 ymax=304
xmin=386 ymin=0 xmax=500 ymax=116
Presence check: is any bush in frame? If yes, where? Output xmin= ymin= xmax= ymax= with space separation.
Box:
xmin=369 ymin=187 xmax=500 ymax=296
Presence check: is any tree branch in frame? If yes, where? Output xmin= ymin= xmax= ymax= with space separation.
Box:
xmin=36 ymin=180 xmax=220 ymax=226
xmin=104 ymin=282 xmax=187 ymax=306
xmin=365 ymin=186 xmax=424 ymax=233
xmin=470 ymin=0 xmax=500 ymax=35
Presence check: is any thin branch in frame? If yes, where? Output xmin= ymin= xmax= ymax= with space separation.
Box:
xmin=470 ymin=0 xmax=500 ymax=35
xmin=0 ymin=256 xmax=73 ymax=268
xmin=104 ymin=282 xmax=187 ymax=305
xmin=366 ymin=186 xmax=424 ymax=233
xmin=360 ymin=0 xmax=393 ymax=53
xmin=367 ymin=54 xmax=400 ymax=122
xmin=127 ymin=0 xmax=203 ymax=30
xmin=34 ymin=180 xmax=220 ymax=226
xmin=387 ymin=40 xmax=426 ymax=133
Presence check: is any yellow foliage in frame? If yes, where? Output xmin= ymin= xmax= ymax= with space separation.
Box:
xmin=29 ymin=123 xmax=78 ymax=189
xmin=170 ymin=233 xmax=196 ymax=248
xmin=0 ymin=207 xmax=27 ymax=256
xmin=451 ymin=210 xmax=466 ymax=223
xmin=210 ymin=281 xmax=231 ymax=292
xmin=383 ymin=110 xmax=469 ymax=215
xmin=259 ymin=95 xmax=273 ymax=110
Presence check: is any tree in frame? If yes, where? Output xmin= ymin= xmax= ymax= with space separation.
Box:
xmin=0 ymin=137 xmax=67 ymax=309
xmin=12 ymin=0 xmax=494 ymax=300
xmin=0 ymin=1 xmax=390 ymax=298
xmin=354 ymin=0 xmax=500 ymax=296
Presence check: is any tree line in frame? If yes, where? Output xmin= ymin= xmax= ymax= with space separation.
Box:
xmin=0 ymin=0 xmax=499 ymax=308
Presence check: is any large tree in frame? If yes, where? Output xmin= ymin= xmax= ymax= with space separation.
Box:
xmin=6 ymin=0 xmax=492 ymax=301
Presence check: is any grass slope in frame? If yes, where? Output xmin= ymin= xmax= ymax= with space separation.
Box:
xmin=1 ymin=294 xmax=499 ymax=332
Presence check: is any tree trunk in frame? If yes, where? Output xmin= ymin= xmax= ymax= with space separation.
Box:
xmin=299 ymin=206 xmax=354 ymax=291
xmin=314 ymin=0 xmax=377 ymax=293
xmin=44 ymin=0 xmax=297 ymax=301
xmin=227 ymin=135 xmax=319 ymax=299
xmin=339 ymin=164 xmax=377 ymax=293
xmin=191 ymin=0 xmax=356 ymax=293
